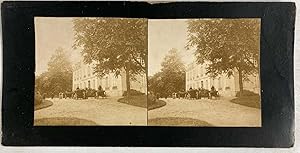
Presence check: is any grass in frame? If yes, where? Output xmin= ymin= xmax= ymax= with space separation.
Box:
xmin=148 ymin=117 xmax=212 ymax=126
xmin=117 ymin=95 xmax=167 ymax=110
xmin=34 ymin=100 xmax=53 ymax=111
xmin=118 ymin=95 xmax=147 ymax=108
xmin=148 ymin=99 xmax=166 ymax=110
xmin=34 ymin=117 xmax=98 ymax=126
xmin=230 ymin=95 xmax=261 ymax=109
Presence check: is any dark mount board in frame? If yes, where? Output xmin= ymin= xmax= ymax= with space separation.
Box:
xmin=1 ymin=1 xmax=295 ymax=147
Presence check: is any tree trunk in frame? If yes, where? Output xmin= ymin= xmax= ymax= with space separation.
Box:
xmin=238 ymin=68 xmax=243 ymax=97
xmin=125 ymin=68 xmax=131 ymax=98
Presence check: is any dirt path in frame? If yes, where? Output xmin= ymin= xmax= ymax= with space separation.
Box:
xmin=34 ymin=97 xmax=147 ymax=126
xmin=148 ymin=98 xmax=261 ymax=127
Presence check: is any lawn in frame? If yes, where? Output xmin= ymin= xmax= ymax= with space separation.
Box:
xmin=34 ymin=117 xmax=98 ymax=126
xmin=230 ymin=95 xmax=261 ymax=109
xmin=148 ymin=117 xmax=212 ymax=126
xmin=118 ymin=95 xmax=147 ymax=108
xmin=117 ymin=95 xmax=166 ymax=110
xmin=148 ymin=99 xmax=166 ymax=110
xmin=34 ymin=100 xmax=53 ymax=111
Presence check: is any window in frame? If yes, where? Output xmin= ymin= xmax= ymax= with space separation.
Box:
xmin=88 ymin=80 xmax=91 ymax=88
xmin=88 ymin=66 xmax=91 ymax=77
xmin=201 ymin=66 xmax=203 ymax=77
xmin=83 ymin=69 xmax=86 ymax=78
xmin=205 ymin=80 xmax=208 ymax=89
xmin=218 ymin=77 xmax=222 ymax=90
xmin=93 ymin=80 xmax=95 ymax=89
xmin=201 ymin=81 xmax=204 ymax=88
xmin=112 ymin=77 xmax=117 ymax=89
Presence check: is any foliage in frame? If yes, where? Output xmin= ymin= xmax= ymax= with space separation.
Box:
xmin=35 ymin=47 xmax=73 ymax=96
xmin=73 ymin=18 xmax=147 ymax=77
xmin=148 ymin=48 xmax=186 ymax=97
xmin=73 ymin=18 xmax=147 ymax=96
xmin=186 ymin=19 xmax=260 ymax=92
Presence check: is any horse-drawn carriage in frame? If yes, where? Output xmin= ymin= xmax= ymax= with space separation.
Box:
xmin=64 ymin=91 xmax=74 ymax=99
xmin=72 ymin=87 xmax=107 ymax=100
xmin=197 ymin=88 xmax=210 ymax=99
xmin=174 ymin=87 xmax=220 ymax=100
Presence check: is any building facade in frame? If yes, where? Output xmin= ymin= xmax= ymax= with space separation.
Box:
xmin=186 ymin=61 xmax=260 ymax=97
xmin=72 ymin=61 xmax=147 ymax=97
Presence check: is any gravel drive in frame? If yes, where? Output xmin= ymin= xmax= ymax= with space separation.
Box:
xmin=34 ymin=97 xmax=147 ymax=126
xmin=148 ymin=98 xmax=261 ymax=127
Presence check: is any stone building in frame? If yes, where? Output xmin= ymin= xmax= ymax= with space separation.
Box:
xmin=186 ymin=61 xmax=260 ymax=97
xmin=72 ymin=61 xmax=147 ymax=97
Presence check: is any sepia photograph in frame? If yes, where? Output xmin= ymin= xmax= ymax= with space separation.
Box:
xmin=34 ymin=17 xmax=148 ymax=126
xmin=2 ymin=1 xmax=296 ymax=147
xmin=147 ymin=19 xmax=261 ymax=127
xmin=34 ymin=17 xmax=261 ymax=127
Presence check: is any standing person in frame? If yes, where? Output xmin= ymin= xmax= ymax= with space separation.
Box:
xmin=210 ymin=86 xmax=216 ymax=99
xmin=188 ymin=87 xmax=193 ymax=99
xmin=97 ymin=85 xmax=104 ymax=98
xmin=211 ymin=86 xmax=215 ymax=92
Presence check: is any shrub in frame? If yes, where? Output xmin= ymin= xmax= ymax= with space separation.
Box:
xmin=122 ymin=89 xmax=145 ymax=96
xmin=236 ymin=90 xmax=259 ymax=97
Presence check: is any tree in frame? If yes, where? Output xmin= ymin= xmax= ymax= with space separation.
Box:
xmin=148 ymin=72 xmax=164 ymax=95
xmin=35 ymin=47 xmax=73 ymax=97
xmin=149 ymin=48 xmax=186 ymax=97
xmin=73 ymin=18 xmax=147 ymax=97
xmin=186 ymin=19 xmax=260 ymax=95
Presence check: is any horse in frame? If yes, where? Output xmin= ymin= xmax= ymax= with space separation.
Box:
xmin=96 ymin=90 xmax=107 ymax=99
xmin=188 ymin=89 xmax=197 ymax=99
xmin=209 ymin=90 xmax=220 ymax=100
xmin=198 ymin=89 xmax=210 ymax=99
xmin=74 ymin=89 xmax=86 ymax=100
xmin=176 ymin=91 xmax=187 ymax=99
xmin=64 ymin=91 xmax=74 ymax=99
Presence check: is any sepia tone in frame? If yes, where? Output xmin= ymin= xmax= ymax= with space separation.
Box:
xmin=148 ymin=19 xmax=261 ymax=127
xmin=34 ymin=17 xmax=261 ymax=127
xmin=34 ymin=17 xmax=147 ymax=126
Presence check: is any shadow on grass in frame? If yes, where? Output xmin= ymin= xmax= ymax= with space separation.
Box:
xmin=230 ymin=95 xmax=261 ymax=109
xmin=148 ymin=117 xmax=212 ymax=126
xmin=148 ymin=99 xmax=166 ymax=110
xmin=118 ymin=95 xmax=167 ymax=110
xmin=34 ymin=117 xmax=98 ymax=126
xmin=118 ymin=95 xmax=147 ymax=108
xmin=34 ymin=100 xmax=53 ymax=111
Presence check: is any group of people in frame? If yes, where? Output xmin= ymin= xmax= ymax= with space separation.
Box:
xmin=54 ymin=85 xmax=106 ymax=100
xmin=172 ymin=86 xmax=219 ymax=100
xmin=73 ymin=85 xmax=106 ymax=99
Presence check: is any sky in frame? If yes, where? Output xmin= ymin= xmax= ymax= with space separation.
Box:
xmin=148 ymin=19 xmax=195 ymax=76
xmin=35 ymin=18 xmax=195 ymax=76
xmin=35 ymin=17 xmax=81 ymax=75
